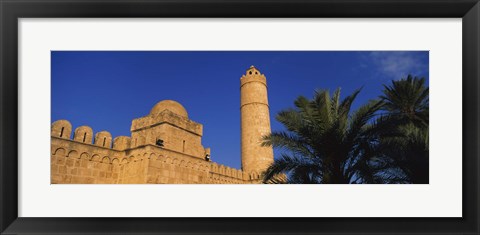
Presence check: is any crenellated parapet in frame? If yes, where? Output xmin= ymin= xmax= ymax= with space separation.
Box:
xmin=52 ymin=119 xmax=130 ymax=151
xmin=113 ymin=136 xmax=131 ymax=151
xmin=240 ymin=66 xmax=267 ymax=89
xmin=209 ymin=162 xmax=245 ymax=181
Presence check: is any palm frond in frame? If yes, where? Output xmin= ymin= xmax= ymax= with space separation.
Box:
xmin=262 ymin=154 xmax=323 ymax=183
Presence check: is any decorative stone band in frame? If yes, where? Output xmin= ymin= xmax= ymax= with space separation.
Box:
xmin=240 ymin=102 xmax=270 ymax=109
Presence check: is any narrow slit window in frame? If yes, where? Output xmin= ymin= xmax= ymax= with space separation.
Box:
xmin=83 ymin=133 xmax=86 ymax=143
xmin=103 ymin=137 xmax=106 ymax=147
xmin=60 ymin=127 xmax=64 ymax=137
xmin=183 ymin=140 xmax=185 ymax=152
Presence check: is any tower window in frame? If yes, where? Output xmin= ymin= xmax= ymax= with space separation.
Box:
xmin=182 ymin=140 xmax=185 ymax=152
xmin=255 ymin=71 xmax=258 ymax=74
xmin=156 ymin=139 xmax=164 ymax=147
xmin=83 ymin=132 xmax=86 ymax=143
xmin=103 ymin=137 xmax=106 ymax=147
xmin=249 ymin=71 xmax=252 ymax=75
xmin=60 ymin=127 xmax=64 ymax=137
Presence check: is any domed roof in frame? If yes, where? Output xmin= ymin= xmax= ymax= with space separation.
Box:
xmin=150 ymin=100 xmax=188 ymax=118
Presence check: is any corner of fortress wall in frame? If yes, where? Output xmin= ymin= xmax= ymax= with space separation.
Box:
xmin=51 ymin=119 xmax=261 ymax=184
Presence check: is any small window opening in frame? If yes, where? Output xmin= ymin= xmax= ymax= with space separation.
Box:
xmin=156 ymin=138 xmax=164 ymax=147
xmin=60 ymin=127 xmax=64 ymax=137
xmin=255 ymin=71 xmax=258 ymax=74
xmin=103 ymin=137 xmax=106 ymax=147
xmin=182 ymin=140 xmax=185 ymax=152
xmin=249 ymin=71 xmax=252 ymax=75
xmin=83 ymin=133 xmax=86 ymax=143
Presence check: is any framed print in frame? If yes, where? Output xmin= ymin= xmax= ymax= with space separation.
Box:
xmin=1 ymin=0 xmax=479 ymax=234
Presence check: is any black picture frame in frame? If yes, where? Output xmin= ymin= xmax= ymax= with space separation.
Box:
xmin=1 ymin=0 xmax=479 ymax=234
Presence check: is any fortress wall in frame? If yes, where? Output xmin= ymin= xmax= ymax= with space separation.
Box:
xmin=147 ymin=156 xmax=210 ymax=184
xmin=51 ymin=147 xmax=119 ymax=184
xmin=143 ymin=146 xmax=246 ymax=184
xmin=51 ymin=119 xmax=260 ymax=184
xmin=51 ymin=135 xmax=148 ymax=184
xmin=52 ymin=136 xmax=254 ymax=184
xmin=118 ymin=155 xmax=149 ymax=184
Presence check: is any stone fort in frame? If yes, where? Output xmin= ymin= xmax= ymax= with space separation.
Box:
xmin=51 ymin=66 xmax=274 ymax=184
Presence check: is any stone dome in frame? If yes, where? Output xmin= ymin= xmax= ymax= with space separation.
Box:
xmin=150 ymin=100 xmax=188 ymax=118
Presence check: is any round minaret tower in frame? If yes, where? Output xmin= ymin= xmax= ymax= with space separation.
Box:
xmin=240 ymin=65 xmax=274 ymax=175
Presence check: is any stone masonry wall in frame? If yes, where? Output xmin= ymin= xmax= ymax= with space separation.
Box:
xmin=51 ymin=125 xmax=260 ymax=184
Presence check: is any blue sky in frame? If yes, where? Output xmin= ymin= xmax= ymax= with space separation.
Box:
xmin=51 ymin=51 xmax=429 ymax=169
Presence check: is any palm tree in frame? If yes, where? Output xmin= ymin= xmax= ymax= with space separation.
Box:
xmin=377 ymin=75 xmax=429 ymax=184
xmin=261 ymin=88 xmax=384 ymax=184
xmin=380 ymin=75 xmax=429 ymax=128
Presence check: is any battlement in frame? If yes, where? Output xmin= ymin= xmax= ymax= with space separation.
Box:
xmin=240 ymin=65 xmax=267 ymax=87
xmin=209 ymin=162 xmax=245 ymax=180
xmin=51 ymin=119 xmax=129 ymax=150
